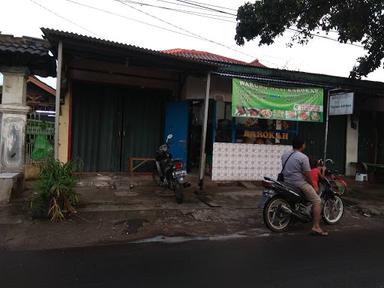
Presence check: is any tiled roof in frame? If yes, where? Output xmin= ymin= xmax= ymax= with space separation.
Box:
xmin=162 ymin=49 xmax=265 ymax=67
xmin=0 ymin=34 xmax=56 ymax=77
xmin=0 ymin=34 xmax=51 ymax=56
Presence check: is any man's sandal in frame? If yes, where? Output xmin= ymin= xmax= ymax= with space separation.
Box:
xmin=310 ymin=230 xmax=329 ymax=236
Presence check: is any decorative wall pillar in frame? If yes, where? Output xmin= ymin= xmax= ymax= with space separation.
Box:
xmin=0 ymin=67 xmax=30 ymax=173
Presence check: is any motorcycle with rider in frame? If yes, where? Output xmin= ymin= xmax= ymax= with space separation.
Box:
xmin=260 ymin=137 xmax=345 ymax=235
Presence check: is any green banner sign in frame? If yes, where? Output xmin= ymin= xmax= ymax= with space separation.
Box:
xmin=232 ymin=79 xmax=324 ymax=122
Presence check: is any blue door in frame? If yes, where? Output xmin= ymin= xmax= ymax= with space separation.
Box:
xmin=164 ymin=101 xmax=189 ymax=169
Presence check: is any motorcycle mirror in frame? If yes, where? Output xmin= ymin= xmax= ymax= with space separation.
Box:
xmin=166 ymin=134 xmax=173 ymax=143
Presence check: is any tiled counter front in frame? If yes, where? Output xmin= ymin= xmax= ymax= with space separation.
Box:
xmin=212 ymin=143 xmax=291 ymax=181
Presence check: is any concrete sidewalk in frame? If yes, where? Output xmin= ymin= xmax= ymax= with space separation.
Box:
xmin=75 ymin=174 xmax=263 ymax=211
xmin=0 ymin=174 xmax=267 ymax=250
xmin=1 ymin=174 xmax=383 ymax=251
xmin=343 ymin=179 xmax=384 ymax=216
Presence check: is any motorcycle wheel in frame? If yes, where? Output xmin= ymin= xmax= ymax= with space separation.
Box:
xmin=263 ymin=197 xmax=291 ymax=232
xmin=174 ymin=182 xmax=184 ymax=204
xmin=322 ymin=195 xmax=344 ymax=224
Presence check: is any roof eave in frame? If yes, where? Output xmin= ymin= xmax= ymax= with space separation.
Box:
xmin=41 ymin=28 xmax=217 ymax=72
xmin=218 ymin=63 xmax=384 ymax=95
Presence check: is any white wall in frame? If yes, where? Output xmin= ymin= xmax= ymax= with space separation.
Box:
xmin=182 ymin=75 xmax=232 ymax=102
xmin=345 ymin=116 xmax=359 ymax=176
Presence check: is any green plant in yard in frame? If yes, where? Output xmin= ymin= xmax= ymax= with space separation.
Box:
xmin=31 ymin=158 xmax=80 ymax=222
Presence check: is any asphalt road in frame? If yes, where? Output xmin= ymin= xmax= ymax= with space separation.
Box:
xmin=1 ymin=229 xmax=384 ymax=288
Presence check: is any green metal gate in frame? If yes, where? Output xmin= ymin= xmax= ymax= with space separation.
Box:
xmin=25 ymin=118 xmax=55 ymax=164
xmin=71 ymin=82 xmax=168 ymax=172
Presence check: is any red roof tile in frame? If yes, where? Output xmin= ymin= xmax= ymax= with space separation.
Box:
xmin=162 ymin=49 xmax=265 ymax=67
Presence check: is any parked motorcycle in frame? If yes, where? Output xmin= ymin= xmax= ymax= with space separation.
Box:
xmin=260 ymin=159 xmax=344 ymax=232
xmin=321 ymin=159 xmax=348 ymax=195
xmin=153 ymin=134 xmax=190 ymax=204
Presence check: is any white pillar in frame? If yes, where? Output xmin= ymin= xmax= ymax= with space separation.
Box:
xmin=345 ymin=115 xmax=359 ymax=176
xmin=0 ymin=67 xmax=30 ymax=173
xmin=54 ymin=41 xmax=63 ymax=160
xmin=198 ymin=72 xmax=211 ymax=189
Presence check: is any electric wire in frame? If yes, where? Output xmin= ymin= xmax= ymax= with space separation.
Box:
xmin=174 ymin=0 xmax=236 ymax=16
xmin=59 ymin=0 xmax=280 ymax=66
xmin=29 ymin=0 xmax=100 ymax=37
xmin=154 ymin=0 xmax=236 ymax=13
xmin=117 ymin=0 xmax=235 ymax=22
xmin=116 ymin=0 xmax=364 ymax=47
xmin=31 ymin=0 xmax=361 ymax=68
xmin=63 ymin=0 xmax=207 ymax=40
xmin=114 ymin=0 xmax=272 ymax=62
xmin=288 ymin=28 xmax=364 ymax=48
xmin=169 ymin=0 xmax=237 ymax=12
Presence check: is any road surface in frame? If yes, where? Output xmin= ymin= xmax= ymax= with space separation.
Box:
xmin=1 ymin=229 xmax=384 ymax=288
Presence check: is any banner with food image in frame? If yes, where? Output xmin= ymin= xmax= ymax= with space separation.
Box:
xmin=232 ymin=79 xmax=324 ymax=122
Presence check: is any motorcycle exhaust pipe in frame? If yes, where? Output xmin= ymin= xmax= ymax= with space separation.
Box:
xmin=280 ymin=205 xmax=307 ymax=221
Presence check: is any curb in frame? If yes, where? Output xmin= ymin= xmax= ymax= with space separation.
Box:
xmin=343 ymin=196 xmax=384 ymax=216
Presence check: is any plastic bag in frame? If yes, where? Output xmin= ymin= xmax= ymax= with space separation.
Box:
xmin=31 ymin=135 xmax=53 ymax=161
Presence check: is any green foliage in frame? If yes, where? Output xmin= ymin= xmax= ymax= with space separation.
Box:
xmin=235 ymin=0 xmax=384 ymax=78
xmin=31 ymin=158 xmax=80 ymax=222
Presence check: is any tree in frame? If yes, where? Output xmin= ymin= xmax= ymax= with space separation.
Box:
xmin=235 ymin=0 xmax=384 ymax=79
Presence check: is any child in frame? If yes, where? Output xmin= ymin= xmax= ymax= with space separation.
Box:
xmin=310 ymin=158 xmax=325 ymax=193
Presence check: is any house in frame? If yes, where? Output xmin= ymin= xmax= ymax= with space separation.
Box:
xmin=1 ymin=75 xmax=56 ymax=113
xmin=42 ymin=28 xmax=217 ymax=173
xmin=40 ymin=28 xmax=384 ymax=182
xmin=26 ymin=75 xmax=56 ymax=113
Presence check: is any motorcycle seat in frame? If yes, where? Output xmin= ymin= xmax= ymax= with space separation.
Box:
xmin=281 ymin=182 xmax=305 ymax=197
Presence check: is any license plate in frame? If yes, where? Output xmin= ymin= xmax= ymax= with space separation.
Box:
xmin=174 ymin=170 xmax=187 ymax=177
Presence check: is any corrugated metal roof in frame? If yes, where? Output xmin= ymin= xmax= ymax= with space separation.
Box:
xmin=41 ymin=28 xmax=217 ymax=68
xmin=40 ymin=28 xmax=384 ymax=94
xmin=162 ymin=48 xmax=265 ymax=67
xmin=216 ymin=65 xmax=384 ymax=95
xmin=42 ymin=28 xmax=163 ymax=54
xmin=42 ymin=28 xmax=267 ymax=69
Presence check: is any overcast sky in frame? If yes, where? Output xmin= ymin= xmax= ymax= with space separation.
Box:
xmin=1 ymin=0 xmax=383 ymax=87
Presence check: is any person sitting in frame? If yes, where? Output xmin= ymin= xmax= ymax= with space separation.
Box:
xmin=281 ymin=138 xmax=328 ymax=236
xmin=309 ymin=158 xmax=326 ymax=194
